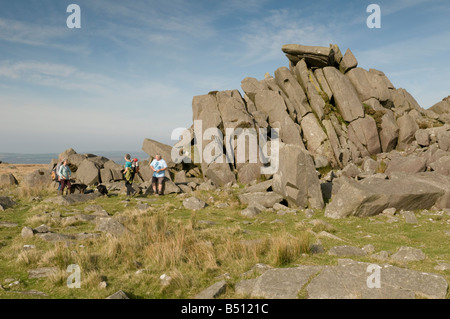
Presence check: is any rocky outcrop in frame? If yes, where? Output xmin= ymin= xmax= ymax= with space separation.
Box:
xmin=138 ymin=43 xmax=449 ymax=212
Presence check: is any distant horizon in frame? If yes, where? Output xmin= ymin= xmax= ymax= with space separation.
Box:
xmin=0 ymin=150 xmax=151 ymax=165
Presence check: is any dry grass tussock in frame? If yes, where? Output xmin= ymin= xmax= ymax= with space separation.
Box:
xmin=13 ymin=205 xmax=311 ymax=294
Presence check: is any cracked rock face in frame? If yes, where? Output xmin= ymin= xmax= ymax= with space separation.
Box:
xmin=234 ymin=260 xmax=448 ymax=299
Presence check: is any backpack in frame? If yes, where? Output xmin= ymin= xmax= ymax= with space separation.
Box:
xmin=132 ymin=158 xmax=139 ymax=173
xmin=51 ymin=168 xmax=57 ymax=181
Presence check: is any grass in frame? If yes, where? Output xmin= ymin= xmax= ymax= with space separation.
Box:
xmin=0 ymin=181 xmax=449 ymax=299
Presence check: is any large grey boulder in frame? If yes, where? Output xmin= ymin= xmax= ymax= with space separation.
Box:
xmin=0 ymin=196 xmax=16 ymax=209
xmin=339 ymin=48 xmax=358 ymax=73
xmin=204 ymin=162 xmax=236 ymax=187
xmin=294 ymin=59 xmax=326 ymax=120
xmin=323 ymin=66 xmax=364 ymax=122
xmin=76 ymin=159 xmax=100 ymax=185
xmin=429 ymin=155 xmax=450 ymax=177
xmin=0 ymin=174 xmax=18 ymax=187
xmin=241 ymin=77 xmax=266 ymax=103
xmin=379 ymin=110 xmax=399 ymax=152
xmin=142 ymin=138 xmax=174 ymax=167
xmin=183 ymin=197 xmax=207 ymax=210
xmin=307 ymin=259 xmax=448 ymax=299
xmin=95 ymin=218 xmax=128 ymax=237
xmin=254 ymin=90 xmax=304 ymax=146
xmin=385 ymin=155 xmax=427 ymax=175
xmin=325 ymin=174 xmax=448 ymax=218
xmin=238 ymin=192 xmax=283 ymax=208
xmin=397 ymin=113 xmax=419 ymax=151
xmin=347 ymin=116 xmax=381 ymax=157
xmin=274 ymin=66 xmax=311 ymax=119
xmin=22 ymin=169 xmax=51 ymax=188
xmin=235 ymin=266 xmax=323 ymax=299
xmin=216 ymin=90 xmax=254 ymax=130
xmin=194 ymin=281 xmax=227 ymax=299
xmin=282 ymin=44 xmax=334 ymax=68
xmin=272 ymin=143 xmax=324 ymax=209
xmin=346 ymin=68 xmax=391 ymax=102
xmin=389 ymin=172 xmax=450 ymax=209
xmin=391 ymin=246 xmax=425 ymax=262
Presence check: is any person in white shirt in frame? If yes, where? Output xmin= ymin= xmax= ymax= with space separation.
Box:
xmin=150 ymin=154 xmax=167 ymax=196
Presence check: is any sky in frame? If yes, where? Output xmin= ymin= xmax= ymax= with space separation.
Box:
xmin=0 ymin=0 xmax=449 ymax=153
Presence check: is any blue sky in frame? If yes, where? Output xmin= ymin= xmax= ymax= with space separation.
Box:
xmin=0 ymin=0 xmax=449 ymax=153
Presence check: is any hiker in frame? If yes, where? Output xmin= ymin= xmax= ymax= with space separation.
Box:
xmin=150 ymin=154 xmax=167 ymax=196
xmin=132 ymin=157 xmax=145 ymax=181
xmin=123 ymin=153 xmax=137 ymax=197
xmin=58 ymin=158 xmax=72 ymax=195
xmin=52 ymin=157 xmax=64 ymax=192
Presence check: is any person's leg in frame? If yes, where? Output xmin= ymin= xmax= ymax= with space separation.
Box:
xmin=158 ymin=177 xmax=164 ymax=195
xmin=66 ymin=180 xmax=72 ymax=195
xmin=125 ymin=181 xmax=131 ymax=196
xmin=60 ymin=180 xmax=66 ymax=195
xmin=152 ymin=176 xmax=158 ymax=195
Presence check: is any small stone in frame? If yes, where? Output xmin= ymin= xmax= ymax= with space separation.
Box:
xmin=391 ymin=246 xmax=426 ymax=262
xmin=106 ymin=290 xmax=129 ymax=299
xmin=21 ymin=227 xmax=34 ymax=239
xmin=160 ymin=274 xmax=172 ymax=287
xmin=240 ymin=206 xmax=261 ymax=218
xmin=401 ymin=210 xmax=418 ymax=224
xmin=28 ymin=267 xmax=58 ymax=279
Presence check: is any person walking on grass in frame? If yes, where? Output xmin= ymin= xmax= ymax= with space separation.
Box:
xmin=58 ymin=158 xmax=72 ymax=195
xmin=123 ymin=153 xmax=137 ymax=197
xmin=150 ymin=154 xmax=167 ymax=196
xmin=54 ymin=156 xmax=64 ymax=193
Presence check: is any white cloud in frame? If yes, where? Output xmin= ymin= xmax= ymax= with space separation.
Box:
xmin=237 ymin=9 xmax=333 ymax=65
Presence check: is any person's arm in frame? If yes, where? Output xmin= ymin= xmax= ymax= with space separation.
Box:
xmin=157 ymin=161 xmax=168 ymax=173
xmin=150 ymin=161 xmax=156 ymax=172
xmin=58 ymin=166 xmax=65 ymax=179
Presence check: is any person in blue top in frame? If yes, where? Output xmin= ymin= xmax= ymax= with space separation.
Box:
xmin=58 ymin=158 xmax=72 ymax=195
xmin=123 ymin=153 xmax=137 ymax=197
xmin=150 ymin=154 xmax=167 ymax=196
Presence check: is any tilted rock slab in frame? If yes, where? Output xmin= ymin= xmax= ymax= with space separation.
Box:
xmin=272 ymin=143 xmax=324 ymax=209
xmin=322 ymin=67 xmax=364 ymax=123
xmin=325 ymin=173 xmax=449 ymax=218
xmin=307 ymin=259 xmax=448 ymax=299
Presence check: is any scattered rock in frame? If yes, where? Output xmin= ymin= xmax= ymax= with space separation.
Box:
xmin=0 ymin=221 xmax=18 ymax=228
xmin=194 ymin=280 xmax=227 ymax=299
xmin=106 ymin=290 xmax=129 ymax=299
xmin=28 ymin=267 xmax=58 ymax=279
xmin=183 ymin=197 xmax=207 ymax=210
xmin=21 ymin=226 xmax=34 ymax=239
xmin=95 ymin=218 xmax=128 ymax=237
xmin=238 ymin=192 xmax=283 ymax=208
xmin=240 ymin=206 xmax=261 ymax=218
xmin=328 ymin=245 xmax=367 ymax=257
xmin=401 ymin=211 xmax=418 ymax=224
xmin=307 ymin=259 xmax=448 ymax=299
xmin=390 ymin=246 xmax=426 ymax=262
xmin=0 ymin=196 xmax=17 ymax=209
xmin=235 ymin=266 xmax=323 ymax=299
